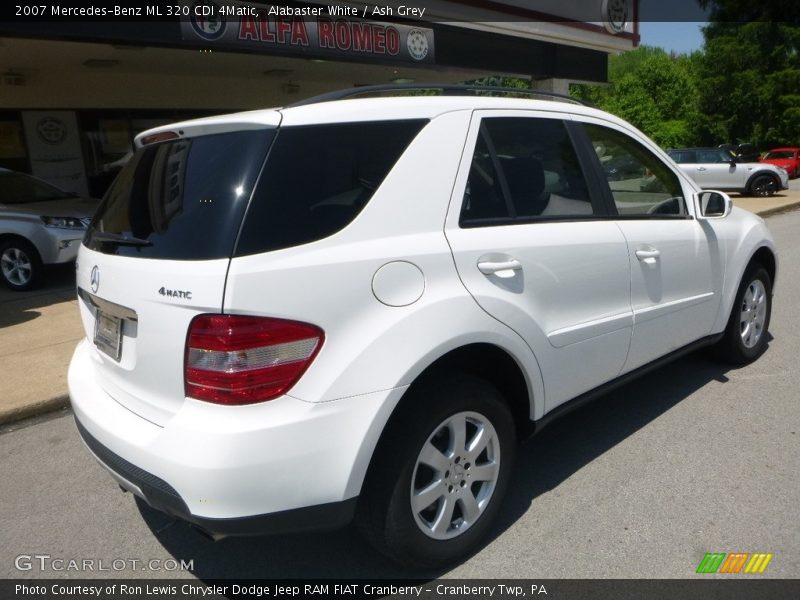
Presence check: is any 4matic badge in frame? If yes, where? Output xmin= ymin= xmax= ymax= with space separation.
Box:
xmin=158 ymin=287 xmax=192 ymax=300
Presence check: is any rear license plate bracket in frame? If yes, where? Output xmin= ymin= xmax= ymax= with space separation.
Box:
xmin=94 ymin=311 xmax=123 ymax=361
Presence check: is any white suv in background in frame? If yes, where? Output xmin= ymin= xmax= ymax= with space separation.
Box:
xmin=69 ymin=86 xmax=777 ymax=567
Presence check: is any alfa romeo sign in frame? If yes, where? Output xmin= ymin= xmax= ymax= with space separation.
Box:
xmin=180 ymin=0 xmax=435 ymax=64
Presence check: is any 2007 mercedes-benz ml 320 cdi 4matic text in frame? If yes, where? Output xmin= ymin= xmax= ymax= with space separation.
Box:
xmin=69 ymin=86 xmax=777 ymax=567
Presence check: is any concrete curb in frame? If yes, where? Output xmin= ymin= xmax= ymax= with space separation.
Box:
xmin=753 ymin=200 xmax=800 ymax=218
xmin=0 ymin=395 xmax=70 ymax=427
xmin=2 ymin=202 xmax=798 ymax=428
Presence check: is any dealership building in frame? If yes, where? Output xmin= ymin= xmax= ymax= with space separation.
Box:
xmin=0 ymin=0 xmax=637 ymax=196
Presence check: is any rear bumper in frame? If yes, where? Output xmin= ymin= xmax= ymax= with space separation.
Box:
xmin=68 ymin=340 xmax=404 ymax=534
xmin=74 ymin=417 xmax=357 ymax=536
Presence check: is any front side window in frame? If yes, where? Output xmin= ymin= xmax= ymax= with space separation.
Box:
xmin=669 ymin=150 xmax=696 ymax=164
xmin=697 ymin=149 xmax=730 ymax=163
xmin=585 ymin=124 xmax=687 ymax=217
xmin=460 ymin=117 xmax=597 ymax=226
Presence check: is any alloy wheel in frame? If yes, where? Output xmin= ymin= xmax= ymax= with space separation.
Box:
xmin=740 ymin=279 xmax=767 ymax=349
xmin=751 ymin=176 xmax=778 ymax=197
xmin=410 ymin=411 xmax=500 ymax=540
xmin=0 ymin=247 xmax=33 ymax=287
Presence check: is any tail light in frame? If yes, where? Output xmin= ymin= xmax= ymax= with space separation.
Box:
xmin=185 ymin=315 xmax=324 ymax=405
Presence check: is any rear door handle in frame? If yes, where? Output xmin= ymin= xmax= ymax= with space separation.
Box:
xmin=697 ymin=167 xmax=707 ymax=171
xmin=477 ymin=259 xmax=522 ymax=278
xmin=635 ymin=249 xmax=661 ymax=263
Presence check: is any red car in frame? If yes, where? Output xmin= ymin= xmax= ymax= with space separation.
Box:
xmin=760 ymin=147 xmax=800 ymax=179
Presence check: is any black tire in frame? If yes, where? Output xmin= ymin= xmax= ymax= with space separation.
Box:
xmin=356 ymin=373 xmax=516 ymax=568
xmin=747 ymin=174 xmax=779 ymax=197
xmin=716 ymin=264 xmax=772 ymax=365
xmin=0 ymin=238 xmax=42 ymax=291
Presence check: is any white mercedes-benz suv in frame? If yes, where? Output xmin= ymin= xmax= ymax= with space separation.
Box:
xmin=69 ymin=86 xmax=777 ymax=567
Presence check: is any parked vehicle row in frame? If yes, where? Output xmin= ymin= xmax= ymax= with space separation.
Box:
xmin=718 ymin=143 xmax=800 ymax=179
xmin=668 ymin=147 xmax=789 ymax=196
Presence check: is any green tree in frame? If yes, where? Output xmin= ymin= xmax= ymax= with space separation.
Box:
xmin=572 ymin=46 xmax=701 ymax=148
xmin=695 ymin=0 xmax=800 ymax=147
xmin=695 ymin=19 xmax=800 ymax=147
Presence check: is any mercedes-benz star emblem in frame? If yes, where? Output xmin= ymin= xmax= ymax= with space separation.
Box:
xmin=90 ymin=266 xmax=100 ymax=293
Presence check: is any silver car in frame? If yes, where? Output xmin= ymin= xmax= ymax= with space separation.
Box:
xmin=668 ymin=147 xmax=789 ymax=197
xmin=0 ymin=169 xmax=98 ymax=290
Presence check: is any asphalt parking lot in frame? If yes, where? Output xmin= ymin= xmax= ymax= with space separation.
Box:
xmin=1 ymin=208 xmax=798 ymax=581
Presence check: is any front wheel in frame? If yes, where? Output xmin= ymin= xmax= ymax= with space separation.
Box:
xmin=356 ymin=374 xmax=516 ymax=567
xmin=748 ymin=175 xmax=778 ymax=197
xmin=0 ymin=239 xmax=42 ymax=291
xmin=716 ymin=264 xmax=772 ymax=365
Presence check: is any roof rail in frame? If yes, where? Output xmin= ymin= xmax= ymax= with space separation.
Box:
xmin=287 ymin=83 xmax=590 ymax=108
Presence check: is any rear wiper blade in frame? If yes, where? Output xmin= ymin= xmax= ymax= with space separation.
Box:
xmin=91 ymin=232 xmax=153 ymax=247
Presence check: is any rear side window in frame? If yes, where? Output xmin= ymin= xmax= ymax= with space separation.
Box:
xmin=85 ymin=130 xmax=274 ymax=260
xmin=235 ymin=120 xmax=427 ymax=256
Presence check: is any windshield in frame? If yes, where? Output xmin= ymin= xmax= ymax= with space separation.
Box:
xmin=0 ymin=171 xmax=71 ymax=204
xmin=764 ymin=151 xmax=795 ymax=159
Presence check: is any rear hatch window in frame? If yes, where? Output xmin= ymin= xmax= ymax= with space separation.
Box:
xmin=235 ymin=119 xmax=427 ymax=256
xmin=85 ymin=129 xmax=274 ymax=260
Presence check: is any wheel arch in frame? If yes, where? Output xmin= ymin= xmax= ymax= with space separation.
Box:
xmin=0 ymin=233 xmax=44 ymax=265
xmin=744 ymin=170 xmax=780 ymax=194
xmin=0 ymin=232 xmax=39 ymax=251
xmin=750 ymin=245 xmax=777 ymax=291
xmin=714 ymin=239 xmax=778 ymax=335
xmin=407 ymin=343 xmax=533 ymax=440
xmin=348 ymin=342 xmax=535 ymax=500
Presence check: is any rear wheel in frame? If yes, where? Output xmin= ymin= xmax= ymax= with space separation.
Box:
xmin=0 ymin=239 xmax=42 ymax=291
xmin=356 ymin=374 xmax=516 ymax=567
xmin=716 ymin=264 xmax=772 ymax=365
xmin=748 ymin=175 xmax=778 ymax=197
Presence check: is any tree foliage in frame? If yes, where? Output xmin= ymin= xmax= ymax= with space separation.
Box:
xmin=695 ymin=20 xmax=800 ymax=147
xmin=572 ymin=47 xmax=701 ymax=148
xmin=571 ymin=11 xmax=800 ymax=150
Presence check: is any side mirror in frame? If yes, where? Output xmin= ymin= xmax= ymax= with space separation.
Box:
xmin=697 ymin=190 xmax=732 ymax=219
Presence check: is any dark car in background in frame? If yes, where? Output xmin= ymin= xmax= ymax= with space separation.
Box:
xmin=0 ymin=169 xmax=98 ymax=290
xmin=719 ymin=142 xmax=760 ymax=164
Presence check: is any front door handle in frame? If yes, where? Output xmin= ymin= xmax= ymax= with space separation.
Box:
xmin=477 ymin=259 xmax=522 ymax=278
xmin=697 ymin=167 xmax=707 ymax=171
